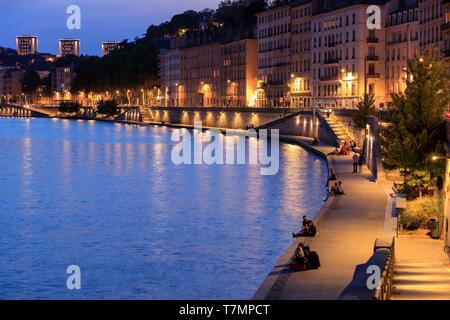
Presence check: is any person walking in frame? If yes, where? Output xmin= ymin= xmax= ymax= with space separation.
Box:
xmin=352 ymin=153 xmax=359 ymax=173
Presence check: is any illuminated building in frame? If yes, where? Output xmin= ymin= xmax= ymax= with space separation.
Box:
xmin=310 ymin=1 xmax=388 ymax=109
xmin=180 ymin=43 xmax=221 ymax=107
xmin=219 ymin=39 xmax=257 ymax=107
xmin=159 ymin=48 xmax=181 ymax=106
xmin=418 ymin=0 xmax=445 ymax=58
xmin=102 ymin=42 xmax=121 ymax=57
xmin=385 ymin=0 xmax=420 ymax=103
xmin=443 ymin=0 xmax=450 ymax=60
xmin=16 ymin=36 xmax=38 ymax=56
xmin=52 ymin=67 xmax=75 ymax=99
xmin=290 ymin=0 xmax=312 ymax=108
xmin=59 ymin=39 xmax=81 ymax=57
xmin=0 ymin=67 xmax=24 ymax=97
xmin=256 ymin=3 xmax=292 ymax=107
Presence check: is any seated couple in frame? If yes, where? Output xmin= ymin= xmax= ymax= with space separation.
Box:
xmin=323 ymin=181 xmax=345 ymax=201
xmin=292 ymin=216 xmax=317 ymax=238
xmin=290 ymin=242 xmax=321 ymax=271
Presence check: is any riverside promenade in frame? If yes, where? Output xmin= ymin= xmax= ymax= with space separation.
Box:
xmin=254 ymin=135 xmax=389 ymax=300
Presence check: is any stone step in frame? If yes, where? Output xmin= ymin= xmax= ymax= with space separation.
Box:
xmin=392 ymin=261 xmax=450 ymax=300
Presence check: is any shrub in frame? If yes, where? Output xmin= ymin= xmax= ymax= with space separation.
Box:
xmin=97 ymin=99 xmax=119 ymax=117
xmin=400 ymin=196 xmax=442 ymax=230
xmin=58 ymin=101 xmax=81 ymax=114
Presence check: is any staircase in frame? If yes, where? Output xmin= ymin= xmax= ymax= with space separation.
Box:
xmin=139 ymin=107 xmax=154 ymax=124
xmin=392 ymin=260 xmax=450 ymax=300
xmin=321 ymin=113 xmax=352 ymax=143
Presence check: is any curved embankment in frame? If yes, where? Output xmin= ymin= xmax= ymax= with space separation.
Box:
xmin=253 ymin=136 xmax=388 ymax=300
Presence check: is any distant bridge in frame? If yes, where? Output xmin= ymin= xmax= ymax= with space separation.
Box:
xmin=0 ymin=104 xmax=47 ymax=118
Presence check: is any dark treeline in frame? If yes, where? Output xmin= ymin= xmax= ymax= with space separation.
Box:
xmin=71 ymin=39 xmax=160 ymax=93
xmin=71 ymin=0 xmax=273 ymax=94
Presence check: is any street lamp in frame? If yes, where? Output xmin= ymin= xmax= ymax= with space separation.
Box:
xmin=127 ymin=90 xmax=131 ymax=105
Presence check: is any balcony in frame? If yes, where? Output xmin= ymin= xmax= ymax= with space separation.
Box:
xmin=367 ymin=37 xmax=379 ymax=43
xmin=274 ymin=62 xmax=290 ymax=68
xmin=267 ymin=80 xmax=284 ymax=86
xmin=366 ymin=55 xmax=379 ymax=61
xmin=327 ymin=42 xmax=337 ymax=48
xmin=442 ymin=22 xmax=450 ymax=31
xmin=367 ymin=73 xmax=380 ymax=78
xmin=323 ymin=58 xmax=340 ymax=64
xmin=320 ymin=75 xmax=339 ymax=81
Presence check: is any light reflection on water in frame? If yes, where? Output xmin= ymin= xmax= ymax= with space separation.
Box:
xmin=0 ymin=118 xmax=327 ymax=299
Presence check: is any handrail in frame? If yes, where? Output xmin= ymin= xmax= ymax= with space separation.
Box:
xmin=373 ymin=237 xmax=395 ymax=300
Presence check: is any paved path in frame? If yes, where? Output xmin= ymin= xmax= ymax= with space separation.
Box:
xmin=392 ymin=235 xmax=450 ymax=300
xmin=254 ymin=140 xmax=388 ymax=300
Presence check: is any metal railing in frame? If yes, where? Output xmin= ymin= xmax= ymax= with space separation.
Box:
xmin=373 ymin=237 xmax=396 ymax=300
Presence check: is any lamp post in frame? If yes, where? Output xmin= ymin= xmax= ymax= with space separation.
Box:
xmin=309 ymin=77 xmax=318 ymax=142
xmin=141 ymin=89 xmax=145 ymax=106
xmin=127 ymin=90 xmax=131 ymax=105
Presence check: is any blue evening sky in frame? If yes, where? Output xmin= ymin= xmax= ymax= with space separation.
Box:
xmin=0 ymin=0 xmax=219 ymax=56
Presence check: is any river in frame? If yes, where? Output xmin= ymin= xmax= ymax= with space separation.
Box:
xmin=0 ymin=117 xmax=327 ymax=299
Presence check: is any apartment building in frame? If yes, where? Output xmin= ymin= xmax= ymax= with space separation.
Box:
xmin=159 ymin=0 xmax=450 ymax=109
xmin=52 ymin=67 xmax=75 ymax=96
xmin=256 ymin=3 xmax=292 ymax=107
xmin=0 ymin=67 xmax=23 ymax=98
xmin=159 ymin=36 xmax=258 ymax=107
xmin=59 ymin=39 xmax=81 ymax=57
xmin=159 ymin=48 xmax=181 ymax=106
xmin=443 ymin=0 xmax=450 ymax=59
xmin=311 ymin=1 xmax=387 ymax=109
xmin=101 ymin=41 xmax=121 ymax=57
xmin=16 ymin=36 xmax=38 ymax=56
xmin=418 ymin=0 xmax=445 ymax=58
xmin=385 ymin=0 xmax=420 ymax=102
xmin=290 ymin=0 xmax=312 ymax=108
xmin=219 ymin=39 xmax=257 ymax=107
xmin=179 ymin=43 xmax=221 ymax=107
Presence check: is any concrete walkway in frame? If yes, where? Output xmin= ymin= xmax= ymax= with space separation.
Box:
xmin=392 ymin=235 xmax=450 ymax=300
xmin=254 ymin=140 xmax=388 ymax=300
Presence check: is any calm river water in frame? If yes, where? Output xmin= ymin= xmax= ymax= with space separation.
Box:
xmin=0 ymin=117 xmax=327 ymax=299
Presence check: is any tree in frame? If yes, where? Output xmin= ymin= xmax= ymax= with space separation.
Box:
xmin=215 ymin=0 xmax=268 ymax=27
xmin=97 ymin=99 xmax=119 ymax=117
xmin=22 ymin=70 xmax=41 ymax=102
xmin=352 ymin=94 xmax=377 ymax=129
xmin=382 ymin=58 xmax=450 ymax=187
xmin=59 ymin=101 xmax=81 ymax=114
xmin=41 ymin=75 xmax=53 ymax=97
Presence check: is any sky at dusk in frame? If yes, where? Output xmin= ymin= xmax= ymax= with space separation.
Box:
xmin=0 ymin=0 xmax=220 ymax=56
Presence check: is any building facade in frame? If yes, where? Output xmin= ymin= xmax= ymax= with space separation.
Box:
xmin=158 ymin=0 xmax=449 ymax=109
xmin=385 ymin=0 xmax=420 ymax=103
xmin=0 ymin=67 xmax=23 ymax=99
xmin=159 ymin=48 xmax=181 ymax=106
xmin=311 ymin=2 xmax=387 ymax=109
xmin=443 ymin=0 xmax=450 ymax=59
xmin=16 ymin=36 xmax=38 ymax=56
xmin=290 ymin=0 xmax=312 ymax=108
xmin=256 ymin=4 xmax=292 ymax=107
xmin=418 ymin=0 xmax=445 ymax=58
xmin=59 ymin=39 xmax=81 ymax=57
xmin=219 ymin=39 xmax=258 ymax=107
xmin=102 ymin=42 xmax=121 ymax=57
xmin=179 ymin=43 xmax=221 ymax=107
xmin=52 ymin=67 xmax=75 ymax=99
